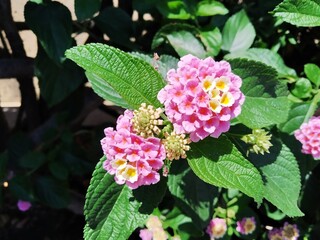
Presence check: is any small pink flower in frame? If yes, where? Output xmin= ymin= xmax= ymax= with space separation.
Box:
xmin=101 ymin=110 xmax=166 ymax=189
xmin=17 ymin=200 xmax=31 ymax=212
xmin=158 ymin=54 xmax=245 ymax=142
xmin=140 ymin=215 xmax=168 ymax=240
xmin=206 ymin=218 xmax=227 ymax=239
xmin=236 ymin=217 xmax=256 ymax=235
xmin=294 ymin=116 xmax=320 ymax=159
xmin=282 ymin=222 xmax=299 ymax=240
xmin=139 ymin=229 xmax=153 ymax=240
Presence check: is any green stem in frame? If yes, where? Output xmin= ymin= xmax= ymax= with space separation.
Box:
xmin=304 ymin=90 xmax=320 ymax=123
xmin=160 ymin=113 xmax=168 ymax=122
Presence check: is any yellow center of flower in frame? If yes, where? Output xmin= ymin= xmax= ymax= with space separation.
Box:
xmin=201 ymin=76 xmax=234 ymax=114
xmin=202 ymin=77 xmax=214 ymax=91
xmin=126 ymin=167 xmax=137 ymax=178
xmin=209 ymin=99 xmax=221 ymax=113
xmin=112 ymin=159 xmax=127 ymax=169
xmin=244 ymin=220 xmax=255 ymax=234
xmin=215 ymin=77 xmax=230 ymax=92
xmin=271 ymin=236 xmax=282 ymax=240
xmin=212 ymin=225 xmax=226 ymax=237
xmin=220 ymin=92 xmax=234 ymax=107
xmin=209 ymin=89 xmax=220 ymax=99
xmin=283 ymin=225 xmax=298 ymax=239
xmin=119 ymin=165 xmax=138 ymax=183
xmin=220 ymin=94 xmax=230 ymax=105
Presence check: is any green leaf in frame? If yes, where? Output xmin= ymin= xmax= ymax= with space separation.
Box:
xmin=163 ymin=207 xmax=203 ymax=238
xmin=157 ymin=0 xmax=191 ymax=19
xmin=84 ymin=157 xmax=167 ymax=239
xmin=24 ymin=1 xmax=72 ymax=63
xmin=196 ymin=0 xmax=228 ymax=16
xmin=49 ymin=161 xmax=69 ymax=180
xmin=260 ymin=144 xmax=304 ymax=217
xmin=9 ymin=175 xmax=33 ymax=201
xmin=158 ymin=55 xmax=179 ymax=75
xmin=75 ymin=0 xmax=102 ymax=21
xmin=35 ymin=46 xmax=85 ymax=107
xmin=167 ymin=31 xmax=207 ymax=58
xmin=133 ymin=0 xmax=157 ymax=14
xmin=168 ymin=160 xmax=218 ymax=228
xmin=65 ymin=43 xmax=165 ymax=109
xmin=187 ymin=136 xmax=264 ymax=203
xmin=222 ymin=10 xmax=256 ymax=53
xmin=229 ymin=58 xmax=290 ymax=129
xmin=95 ymin=7 xmax=134 ymax=48
xmin=35 ymin=176 xmax=70 ymax=208
xmin=304 ymin=63 xmax=320 ymax=87
xmin=239 ymin=97 xmax=290 ymax=129
xmin=273 ymin=0 xmax=320 ymax=27
xmin=19 ymin=152 xmax=46 ymax=170
xmin=85 ymin=71 xmax=131 ymax=108
xmin=132 ymin=177 xmax=168 ymax=213
xmin=152 ymin=24 xmax=206 ymax=58
xmin=280 ymin=133 xmax=317 ymax=180
xmin=130 ymin=52 xmax=178 ymax=80
xmin=291 ymin=78 xmax=312 ymax=98
xmin=62 ymin=152 xmax=93 ymax=176
xmin=225 ymin=48 xmax=297 ymax=76
xmin=84 ymin=158 xmax=146 ymax=239
xmin=8 ymin=132 xmax=32 ymax=165
xmin=152 ymin=23 xmax=197 ymax=49
xmin=199 ymin=27 xmax=222 ymax=56
xmin=278 ymin=102 xmax=311 ymax=134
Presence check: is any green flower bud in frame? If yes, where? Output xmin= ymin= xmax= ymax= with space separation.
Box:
xmin=132 ymin=103 xmax=163 ymax=138
xmin=241 ymin=129 xmax=272 ymax=155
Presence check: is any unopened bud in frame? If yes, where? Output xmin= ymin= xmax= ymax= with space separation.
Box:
xmin=241 ymin=129 xmax=272 ymax=155
xmin=132 ymin=103 xmax=163 ymax=138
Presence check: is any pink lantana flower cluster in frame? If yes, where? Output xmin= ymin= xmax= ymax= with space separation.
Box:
xmin=268 ymin=222 xmax=299 ymax=240
xmin=158 ymin=54 xmax=245 ymax=142
xmin=139 ymin=215 xmax=172 ymax=240
xmin=294 ymin=116 xmax=320 ymax=159
xmin=236 ymin=217 xmax=256 ymax=235
xmin=206 ymin=218 xmax=227 ymax=239
xmin=101 ymin=110 xmax=166 ymax=189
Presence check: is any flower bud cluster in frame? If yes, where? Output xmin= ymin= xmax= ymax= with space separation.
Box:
xmin=162 ymin=132 xmax=191 ymax=160
xmin=241 ymin=129 xmax=273 ymax=155
xmin=132 ymin=103 xmax=163 ymax=138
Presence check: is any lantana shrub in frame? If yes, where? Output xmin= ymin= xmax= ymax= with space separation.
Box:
xmin=64 ymin=2 xmax=320 ymax=239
